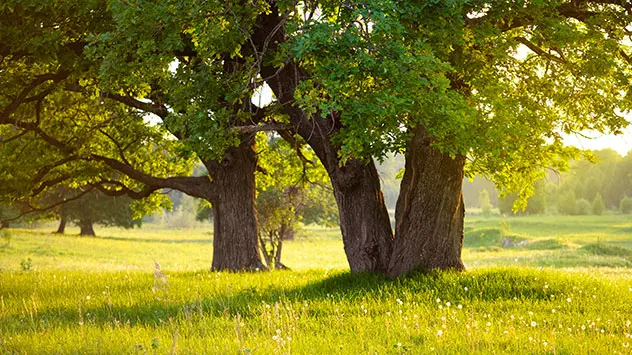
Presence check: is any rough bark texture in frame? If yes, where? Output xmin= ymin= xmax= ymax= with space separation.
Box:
xmin=56 ymin=215 xmax=67 ymax=234
xmin=78 ymin=219 xmax=95 ymax=236
xmin=205 ymin=135 xmax=265 ymax=271
xmin=329 ymin=160 xmax=394 ymax=273
xmin=388 ymin=127 xmax=466 ymax=277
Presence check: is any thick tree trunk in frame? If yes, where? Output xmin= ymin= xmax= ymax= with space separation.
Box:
xmin=56 ymin=215 xmax=67 ymax=234
xmin=205 ymin=136 xmax=265 ymax=271
xmin=78 ymin=219 xmax=95 ymax=236
xmin=388 ymin=127 xmax=466 ymax=277
xmin=330 ymin=160 xmax=394 ymax=273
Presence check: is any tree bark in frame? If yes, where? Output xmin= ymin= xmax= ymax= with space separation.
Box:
xmin=329 ymin=160 xmax=394 ymax=273
xmin=56 ymin=214 xmax=67 ymax=234
xmin=78 ymin=219 xmax=95 ymax=236
xmin=388 ymin=127 xmax=466 ymax=277
xmin=204 ymin=135 xmax=265 ymax=271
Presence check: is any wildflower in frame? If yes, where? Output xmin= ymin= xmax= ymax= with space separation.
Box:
xmin=543 ymin=341 xmax=548 ymax=346
xmin=446 ymin=302 xmax=451 ymax=307
xmin=581 ymin=325 xmax=586 ymax=330
xmin=464 ymin=287 xmax=469 ymax=291
xmin=396 ymin=299 xmax=403 ymax=305
xmin=552 ymin=309 xmax=556 ymax=313
xmin=503 ymin=330 xmax=508 ymax=334
xmin=436 ymin=298 xmax=441 ymax=303
xmin=437 ymin=330 xmax=443 ymax=336
xmin=457 ymin=304 xmax=463 ymax=309
xmin=486 ymin=322 xmax=492 ymax=327
xmin=531 ymin=321 xmax=537 ymax=327
xmin=566 ymin=297 xmax=572 ymax=303
xmin=529 ymin=337 xmax=533 ymax=341
xmin=86 ymin=296 xmax=91 ymax=300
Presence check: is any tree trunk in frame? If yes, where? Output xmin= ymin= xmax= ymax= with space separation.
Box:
xmin=205 ymin=136 xmax=265 ymax=271
xmin=78 ymin=219 xmax=95 ymax=236
xmin=56 ymin=215 xmax=67 ymax=234
xmin=388 ymin=127 xmax=466 ymax=278
xmin=329 ymin=160 xmax=394 ymax=273
xmin=263 ymin=63 xmax=394 ymax=273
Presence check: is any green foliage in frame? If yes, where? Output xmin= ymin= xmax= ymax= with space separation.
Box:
xmin=620 ymin=196 xmax=632 ymax=214
xmin=575 ymin=198 xmax=592 ymax=216
xmin=592 ymin=193 xmax=605 ymax=216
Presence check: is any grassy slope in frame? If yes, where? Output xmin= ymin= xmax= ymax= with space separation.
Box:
xmin=1 ymin=216 xmax=632 ymax=354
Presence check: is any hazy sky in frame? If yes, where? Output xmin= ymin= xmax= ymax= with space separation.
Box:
xmin=565 ymin=128 xmax=632 ymax=156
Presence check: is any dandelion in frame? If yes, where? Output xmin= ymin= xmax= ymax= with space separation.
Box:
xmin=531 ymin=321 xmax=537 ymax=327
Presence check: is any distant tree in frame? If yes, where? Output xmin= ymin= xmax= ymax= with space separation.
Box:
xmin=592 ymin=193 xmax=605 ymax=216
xmin=575 ymin=199 xmax=592 ymax=216
xmin=56 ymin=190 xmax=142 ymax=236
xmin=620 ymin=196 xmax=632 ymax=214
xmin=558 ymin=191 xmax=578 ymax=215
xmin=478 ymin=189 xmax=492 ymax=217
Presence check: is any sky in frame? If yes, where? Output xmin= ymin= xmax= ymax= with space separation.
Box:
xmin=564 ymin=123 xmax=632 ymax=156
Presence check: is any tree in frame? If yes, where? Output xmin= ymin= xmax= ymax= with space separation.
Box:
xmin=53 ymin=190 xmax=142 ymax=236
xmin=2 ymin=1 xmax=631 ymax=277
xmin=256 ymin=133 xmax=335 ymax=269
xmin=478 ymin=189 xmax=492 ymax=216
xmin=575 ymin=198 xmax=592 ymax=216
xmin=592 ymin=193 xmax=605 ymax=215
xmin=620 ymin=196 xmax=632 ymax=214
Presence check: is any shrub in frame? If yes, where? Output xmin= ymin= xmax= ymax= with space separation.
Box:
xmin=592 ymin=193 xmax=605 ymax=215
xmin=620 ymin=196 xmax=632 ymax=214
xmin=575 ymin=199 xmax=592 ymax=215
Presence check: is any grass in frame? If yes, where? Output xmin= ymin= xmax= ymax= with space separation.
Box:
xmin=1 ymin=215 xmax=632 ymax=353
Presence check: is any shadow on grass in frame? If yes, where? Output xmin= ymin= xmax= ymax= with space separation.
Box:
xmin=91 ymin=235 xmax=212 ymax=244
xmin=1 ymin=268 xmax=578 ymax=335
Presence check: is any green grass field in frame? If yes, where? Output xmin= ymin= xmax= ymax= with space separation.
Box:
xmin=1 ymin=215 xmax=632 ymax=354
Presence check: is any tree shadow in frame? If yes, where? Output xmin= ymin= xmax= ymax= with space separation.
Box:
xmin=91 ymin=235 xmax=212 ymax=244
xmin=1 ymin=269 xmax=576 ymax=336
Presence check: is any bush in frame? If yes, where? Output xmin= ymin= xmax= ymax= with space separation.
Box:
xmin=621 ymin=196 xmax=632 ymax=214
xmin=592 ymin=193 xmax=605 ymax=215
xmin=575 ymin=199 xmax=592 ymax=215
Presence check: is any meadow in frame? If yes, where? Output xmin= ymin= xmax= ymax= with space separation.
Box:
xmin=1 ymin=215 xmax=632 ymax=354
